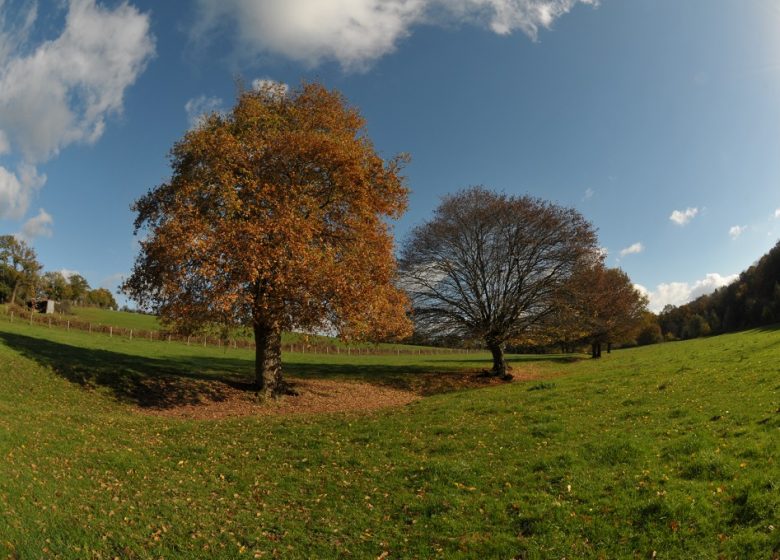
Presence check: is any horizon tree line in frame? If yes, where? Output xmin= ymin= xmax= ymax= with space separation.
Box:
xmin=0 ymin=235 xmax=117 ymax=310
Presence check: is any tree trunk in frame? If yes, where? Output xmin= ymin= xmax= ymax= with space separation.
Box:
xmin=591 ymin=342 xmax=602 ymax=359
xmin=253 ymin=321 xmax=284 ymax=397
xmin=607 ymin=342 xmax=612 ymax=354
xmin=10 ymin=279 xmax=19 ymax=306
xmin=487 ymin=340 xmax=512 ymax=379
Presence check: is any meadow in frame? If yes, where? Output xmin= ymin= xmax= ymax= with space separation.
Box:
xmin=0 ymin=314 xmax=778 ymax=559
xmin=4 ymin=305 xmax=439 ymax=353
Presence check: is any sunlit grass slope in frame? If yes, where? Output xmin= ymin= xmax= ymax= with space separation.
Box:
xmin=24 ymin=305 xmax=439 ymax=351
xmin=0 ymin=318 xmax=777 ymax=559
xmin=69 ymin=306 xmax=160 ymax=330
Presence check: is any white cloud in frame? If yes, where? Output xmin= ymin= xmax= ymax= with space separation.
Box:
xmin=0 ymin=0 xmax=155 ymax=162
xmin=639 ymin=272 xmax=738 ymax=313
xmin=193 ymin=0 xmax=598 ymax=70
xmin=20 ymin=208 xmax=53 ymax=240
xmin=59 ymin=268 xmax=80 ymax=280
xmin=0 ymin=162 xmax=46 ymax=220
xmin=251 ymin=77 xmax=290 ymax=96
xmin=0 ymin=0 xmax=154 ymax=218
xmin=774 ymin=208 xmax=780 ymax=219
xmin=619 ymin=242 xmax=643 ymax=258
xmin=184 ymin=95 xmax=223 ymax=128
xmin=669 ymin=207 xmax=699 ymax=226
xmin=728 ymin=225 xmax=746 ymax=239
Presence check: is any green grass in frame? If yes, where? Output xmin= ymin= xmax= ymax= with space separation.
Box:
xmin=68 ymin=306 xmax=161 ymax=331
xmin=3 ymin=305 xmax=446 ymax=352
xmin=0 ymin=318 xmax=778 ymax=559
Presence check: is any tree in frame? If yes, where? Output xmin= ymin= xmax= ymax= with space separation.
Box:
xmin=566 ymin=263 xmax=648 ymax=358
xmin=40 ymin=271 xmax=72 ymax=302
xmin=0 ymin=235 xmax=41 ymax=305
xmin=123 ymin=82 xmax=412 ymax=396
xmin=68 ymin=274 xmax=91 ymax=305
xmin=399 ymin=187 xmax=598 ymax=378
xmin=85 ymin=288 xmax=118 ymax=310
xmin=636 ymin=312 xmax=663 ymax=346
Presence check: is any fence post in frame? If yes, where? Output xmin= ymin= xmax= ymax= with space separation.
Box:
xmin=109 ymin=326 xmax=113 ymax=338
xmin=129 ymin=329 xmax=133 ymax=341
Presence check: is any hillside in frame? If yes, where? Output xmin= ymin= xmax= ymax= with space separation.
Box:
xmin=660 ymin=240 xmax=780 ymax=339
xmin=0 ymin=319 xmax=778 ymax=558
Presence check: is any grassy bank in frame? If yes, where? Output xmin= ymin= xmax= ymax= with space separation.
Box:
xmin=0 ymin=318 xmax=777 ymax=558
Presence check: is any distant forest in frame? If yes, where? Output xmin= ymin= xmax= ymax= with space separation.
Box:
xmin=659 ymin=240 xmax=780 ymax=340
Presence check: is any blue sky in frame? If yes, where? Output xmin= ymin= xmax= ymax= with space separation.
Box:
xmin=1 ymin=0 xmax=780 ymax=311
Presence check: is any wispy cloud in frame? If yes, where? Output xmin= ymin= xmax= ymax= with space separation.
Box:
xmin=192 ymin=0 xmax=598 ymax=70
xmin=184 ymin=95 xmax=223 ymax=128
xmin=583 ymin=187 xmax=594 ymax=200
xmin=100 ymin=272 xmax=125 ymax=290
xmin=636 ymin=272 xmax=737 ymax=313
xmin=251 ymin=77 xmax=289 ymax=95
xmin=619 ymin=242 xmax=643 ymax=258
xmin=19 ymin=208 xmax=53 ymax=240
xmin=728 ymin=225 xmax=746 ymax=239
xmin=0 ymin=0 xmax=154 ymax=220
xmin=669 ymin=207 xmax=699 ymax=226
xmin=774 ymin=208 xmax=780 ymax=219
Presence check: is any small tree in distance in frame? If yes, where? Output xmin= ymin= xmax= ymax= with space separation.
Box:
xmin=399 ymin=187 xmax=598 ymax=378
xmin=563 ymin=263 xmax=648 ymax=357
xmin=123 ymin=82 xmax=412 ymax=396
xmin=0 ymin=235 xmax=41 ymax=305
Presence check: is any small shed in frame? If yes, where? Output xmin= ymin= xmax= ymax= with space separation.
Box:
xmin=29 ymin=299 xmax=57 ymax=314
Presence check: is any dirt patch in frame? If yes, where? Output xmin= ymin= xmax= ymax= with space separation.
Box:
xmin=138 ymin=378 xmax=420 ymax=420
xmin=134 ymin=370 xmax=529 ymax=420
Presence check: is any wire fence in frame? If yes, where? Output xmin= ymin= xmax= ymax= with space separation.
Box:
xmin=0 ymin=307 xmax=475 ymax=356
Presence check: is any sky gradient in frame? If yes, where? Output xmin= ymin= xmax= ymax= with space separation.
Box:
xmin=1 ymin=0 xmax=780 ymax=311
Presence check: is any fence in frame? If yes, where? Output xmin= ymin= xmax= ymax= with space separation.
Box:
xmin=0 ymin=307 xmax=475 ymax=357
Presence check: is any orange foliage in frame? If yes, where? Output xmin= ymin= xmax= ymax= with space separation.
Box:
xmin=124 ymin=82 xmax=412 ymax=392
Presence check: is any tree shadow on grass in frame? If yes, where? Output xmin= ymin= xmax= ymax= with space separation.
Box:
xmin=282 ymin=354 xmax=571 ymax=395
xmin=0 ymin=330 xmax=575 ymax=406
xmin=0 ymin=331 xmax=255 ymax=409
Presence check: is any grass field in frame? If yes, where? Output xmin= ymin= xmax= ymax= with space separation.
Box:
xmin=68 ymin=306 xmax=161 ymax=331
xmin=4 ymin=306 xmax=441 ymax=351
xmin=0 ymin=318 xmax=778 ymax=559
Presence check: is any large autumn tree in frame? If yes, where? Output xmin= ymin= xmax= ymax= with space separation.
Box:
xmin=399 ymin=187 xmax=598 ymax=378
xmin=123 ymin=82 xmax=412 ymax=396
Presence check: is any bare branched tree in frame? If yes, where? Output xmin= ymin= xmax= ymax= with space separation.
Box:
xmin=399 ymin=187 xmax=598 ymax=377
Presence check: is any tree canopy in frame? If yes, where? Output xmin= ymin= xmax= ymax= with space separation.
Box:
xmin=123 ymin=82 xmax=411 ymax=396
xmin=564 ymin=263 xmax=648 ymax=357
xmin=399 ymin=186 xmax=598 ymax=377
xmin=0 ymin=235 xmax=41 ymax=305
